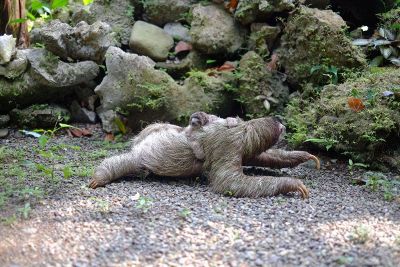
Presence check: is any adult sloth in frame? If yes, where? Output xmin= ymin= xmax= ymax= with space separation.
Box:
xmin=89 ymin=114 xmax=319 ymax=198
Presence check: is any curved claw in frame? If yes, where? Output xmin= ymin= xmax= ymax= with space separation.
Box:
xmin=309 ymin=154 xmax=320 ymax=170
xmin=88 ymin=179 xmax=98 ymax=189
xmin=298 ymin=184 xmax=309 ymax=199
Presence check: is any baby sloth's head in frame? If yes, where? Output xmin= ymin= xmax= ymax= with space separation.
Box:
xmin=189 ymin=112 xmax=209 ymax=128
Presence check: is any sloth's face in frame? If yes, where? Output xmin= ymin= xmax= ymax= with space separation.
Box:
xmin=189 ymin=112 xmax=209 ymax=128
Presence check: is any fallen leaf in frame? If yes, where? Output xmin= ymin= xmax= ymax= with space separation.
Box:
xmin=217 ymin=62 xmax=235 ymax=72
xmin=68 ymin=128 xmax=83 ymax=137
xmin=348 ymin=97 xmax=365 ymax=112
xmin=81 ymin=128 xmax=92 ymax=136
xmin=68 ymin=128 xmax=92 ymax=138
xmin=174 ymin=41 xmax=192 ymax=54
xmin=226 ymin=0 xmax=238 ymax=12
xmin=104 ymin=133 xmax=115 ymax=141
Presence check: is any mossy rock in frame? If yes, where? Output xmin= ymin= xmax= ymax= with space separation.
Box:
xmin=10 ymin=104 xmax=71 ymax=129
xmin=237 ymin=51 xmax=289 ymax=118
xmin=285 ymin=67 xmax=400 ymax=170
xmin=277 ymin=6 xmax=367 ymax=86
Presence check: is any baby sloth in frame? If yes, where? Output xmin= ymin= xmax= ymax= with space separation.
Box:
xmin=184 ymin=112 xmax=241 ymax=160
xmin=89 ymin=112 xmax=320 ymax=199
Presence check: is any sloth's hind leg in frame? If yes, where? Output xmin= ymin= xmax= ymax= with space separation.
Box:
xmin=89 ymin=152 xmax=142 ymax=189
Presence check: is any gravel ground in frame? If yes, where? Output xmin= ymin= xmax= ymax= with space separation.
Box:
xmin=0 ymin=125 xmax=399 ymax=266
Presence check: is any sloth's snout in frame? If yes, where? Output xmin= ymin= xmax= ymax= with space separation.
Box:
xmin=271 ymin=116 xmax=286 ymax=136
xmin=190 ymin=117 xmax=201 ymax=127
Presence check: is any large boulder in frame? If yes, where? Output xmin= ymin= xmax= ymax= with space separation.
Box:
xmin=71 ymin=0 xmax=135 ymax=46
xmin=142 ymin=0 xmax=192 ymax=26
xmin=234 ymin=0 xmax=296 ymax=25
xmin=31 ymin=20 xmax=116 ymax=63
xmin=129 ymin=21 xmax=174 ymax=62
xmin=0 ymin=35 xmax=17 ymax=64
xmin=0 ymin=49 xmax=99 ymax=113
xmin=190 ymin=4 xmax=247 ymax=55
xmin=276 ymin=6 xmax=367 ymax=85
xmin=285 ymin=67 xmax=400 ymax=171
xmin=237 ymin=51 xmax=289 ymax=117
xmin=95 ymin=47 xmax=233 ymax=131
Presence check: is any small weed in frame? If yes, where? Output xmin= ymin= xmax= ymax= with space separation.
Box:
xmin=310 ymin=64 xmax=339 ymax=86
xmin=75 ymin=166 xmax=94 ymax=178
xmin=350 ymin=225 xmax=370 ymax=244
xmin=1 ymin=214 xmax=17 ymax=225
xmin=90 ymin=197 xmax=110 ymax=213
xmin=348 ymin=159 xmax=369 ymax=171
xmin=336 ymin=256 xmax=354 ymax=265
xmin=136 ymin=196 xmax=154 ymax=213
xmin=363 ymin=172 xmax=398 ymax=201
xmin=18 ymin=202 xmax=32 ymax=219
xmin=213 ymin=200 xmax=228 ymax=214
xmin=305 ymin=138 xmax=338 ymax=151
xmin=179 ymin=208 xmax=191 ymax=219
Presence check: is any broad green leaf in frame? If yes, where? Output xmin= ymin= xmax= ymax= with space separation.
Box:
xmin=27 ymin=12 xmax=36 ymax=20
xmin=58 ymin=123 xmax=76 ymax=129
xmin=38 ymin=135 xmax=49 ymax=149
xmin=51 ymin=0 xmax=68 ymax=9
xmin=30 ymin=0 xmax=44 ymax=11
xmin=82 ymin=0 xmax=94 ymax=5
xmin=63 ymin=166 xmax=73 ymax=178
xmin=114 ymin=117 xmax=127 ymax=134
xmin=310 ymin=65 xmax=321 ymax=74
xmin=206 ymin=59 xmax=216 ymax=64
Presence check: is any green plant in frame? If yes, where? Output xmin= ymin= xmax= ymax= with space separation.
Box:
xmin=336 ymin=256 xmax=354 ymax=265
xmin=363 ymin=172 xmax=398 ymax=201
xmin=350 ymin=225 xmax=370 ymax=244
xmin=305 ymin=138 xmax=338 ymax=151
xmin=353 ymin=27 xmax=400 ymax=66
xmin=348 ymin=159 xmax=369 ymax=171
xmin=136 ymin=196 xmax=154 ymax=213
xmin=310 ymin=64 xmax=339 ymax=86
xmin=179 ymin=208 xmax=191 ymax=219
xmin=18 ymin=202 xmax=32 ymax=219
xmin=33 ymin=117 xmax=76 ymax=181
xmin=90 ymin=197 xmax=110 ymax=213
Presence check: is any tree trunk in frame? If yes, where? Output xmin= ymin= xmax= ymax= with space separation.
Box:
xmin=0 ymin=0 xmax=30 ymax=48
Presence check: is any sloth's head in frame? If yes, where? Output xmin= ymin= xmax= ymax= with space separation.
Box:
xmin=243 ymin=117 xmax=286 ymax=154
xmin=189 ymin=112 xmax=209 ymax=128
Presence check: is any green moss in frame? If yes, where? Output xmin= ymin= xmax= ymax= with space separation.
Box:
xmin=277 ymin=7 xmax=367 ymax=85
xmin=237 ymin=51 xmax=289 ymax=118
xmin=285 ymin=67 xmax=400 ymax=164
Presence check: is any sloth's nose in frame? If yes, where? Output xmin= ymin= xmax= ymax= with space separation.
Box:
xmin=191 ymin=118 xmax=201 ymax=127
